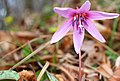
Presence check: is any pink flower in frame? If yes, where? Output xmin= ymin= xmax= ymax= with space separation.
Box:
xmin=50 ymin=0 xmax=119 ymax=54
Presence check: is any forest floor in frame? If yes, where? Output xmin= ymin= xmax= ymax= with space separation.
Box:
xmin=0 ymin=0 xmax=120 ymax=81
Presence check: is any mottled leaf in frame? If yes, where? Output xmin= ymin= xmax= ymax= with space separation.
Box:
xmin=0 ymin=70 xmax=20 ymax=81
xmin=46 ymin=71 xmax=58 ymax=81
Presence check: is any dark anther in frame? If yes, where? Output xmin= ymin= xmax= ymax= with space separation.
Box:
xmin=83 ymin=20 xmax=88 ymax=26
xmin=76 ymin=17 xmax=79 ymax=22
xmin=72 ymin=21 xmax=74 ymax=27
xmin=80 ymin=16 xmax=84 ymax=20
xmin=80 ymin=16 xmax=88 ymax=26
xmin=76 ymin=17 xmax=79 ymax=25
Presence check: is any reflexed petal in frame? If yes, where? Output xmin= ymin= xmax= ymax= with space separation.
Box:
xmin=84 ymin=19 xmax=106 ymax=42
xmin=54 ymin=7 xmax=76 ymax=18
xmin=88 ymin=11 xmax=119 ymax=20
xmin=73 ymin=25 xmax=84 ymax=54
xmin=78 ymin=0 xmax=91 ymax=13
xmin=50 ymin=18 xmax=72 ymax=44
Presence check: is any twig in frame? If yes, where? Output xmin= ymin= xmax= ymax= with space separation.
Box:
xmin=98 ymin=41 xmax=119 ymax=55
xmin=0 ymin=42 xmax=27 ymax=61
xmin=28 ymin=41 xmax=33 ymax=52
xmin=0 ymin=38 xmax=39 ymax=61
xmin=3 ymin=32 xmax=118 ymax=73
xmin=0 ymin=41 xmax=17 ymax=46
xmin=62 ymin=63 xmax=78 ymax=72
xmin=40 ymin=54 xmax=63 ymax=60
xmin=37 ymin=61 xmax=58 ymax=81
xmin=10 ymin=41 xmax=50 ymax=70
xmin=50 ymin=63 xmax=75 ymax=81
xmin=85 ymin=34 xmax=119 ymax=55
xmin=84 ymin=64 xmax=111 ymax=78
xmin=84 ymin=64 xmax=101 ymax=74
xmin=67 ymin=32 xmax=119 ymax=56
xmin=0 ymin=35 xmax=50 ymax=61
xmin=37 ymin=61 xmax=49 ymax=81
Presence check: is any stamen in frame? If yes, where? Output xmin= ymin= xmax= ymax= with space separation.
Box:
xmin=72 ymin=21 xmax=74 ymax=27
xmin=80 ymin=16 xmax=88 ymax=26
xmin=80 ymin=16 xmax=84 ymax=20
xmin=76 ymin=17 xmax=79 ymax=26
xmin=83 ymin=20 xmax=88 ymax=26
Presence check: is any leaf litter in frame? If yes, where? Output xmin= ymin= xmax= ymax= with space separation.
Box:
xmin=0 ymin=0 xmax=120 ymax=81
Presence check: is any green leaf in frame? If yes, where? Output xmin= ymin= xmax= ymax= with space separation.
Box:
xmin=36 ymin=70 xmax=49 ymax=81
xmin=92 ymin=64 xmax=99 ymax=68
xmin=49 ymin=27 xmax=58 ymax=33
xmin=46 ymin=71 xmax=58 ymax=81
xmin=36 ymin=61 xmax=58 ymax=81
xmin=21 ymin=46 xmax=32 ymax=57
xmin=43 ymin=50 xmax=49 ymax=55
xmin=105 ymin=50 xmax=118 ymax=61
xmin=0 ymin=70 xmax=20 ymax=81
xmin=40 ymin=72 xmax=48 ymax=81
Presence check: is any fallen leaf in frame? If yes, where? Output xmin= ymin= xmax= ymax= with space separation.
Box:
xmin=108 ymin=67 xmax=120 ymax=81
xmin=18 ymin=70 xmax=36 ymax=81
xmin=97 ymin=62 xmax=113 ymax=78
xmin=0 ymin=31 xmax=16 ymax=54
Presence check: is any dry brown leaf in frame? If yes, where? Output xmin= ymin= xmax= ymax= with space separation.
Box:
xmin=81 ymin=41 xmax=95 ymax=54
xmin=86 ymin=73 xmax=99 ymax=81
xmin=0 ymin=31 xmax=16 ymax=54
xmin=97 ymin=62 xmax=113 ymax=78
xmin=14 ymin=31 xmax=38 ymax=43
xmin=46 ymin=44 xmax=55 ymax=53
xmin=60 ymin=53 xmax=78 ymax=64
xmin=83 ymin=41 xmax=109 ymax=67
xmin=55 ymin=74 xmax=65 ymax=81
xmin=15 ymin=31 xmax=38 ymax=38
xmin=18 ymin=70 xmax=36 ymax=81
xmin=62 ymin=64 xmax=78 ymax=81
xmin=60 ymin=36 xmax=72 ymax=52
xmin=84 ymin=52 xmax=103 ymax=66
xmin=115 ymin=32 xmax=120 ymax=41
xmin=108 ymin=67 xmax=120 ymax=81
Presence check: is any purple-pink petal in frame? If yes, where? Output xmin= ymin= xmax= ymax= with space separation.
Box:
xmin=53 ymin=7 xmax=76 ymax=18
xmin=50 ymin=18 xmax=72 ymax=44
xmin=78 ymin=0 xmax=91 ymax=13
xmin=84 ymin=19 xmax=106 ymax=42
xmin=88 ymin=11 xmax=119 ymax=20
xmin=73 ymin=25 xmax=84 ymax=54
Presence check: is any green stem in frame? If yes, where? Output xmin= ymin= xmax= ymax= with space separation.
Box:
xmin=79 ymin=52 xmax=82 ymax=81
xmin=109 ymin=6 xmax=120 ymax=47
xmin=109 ymin=18 xmax=119 ymax=47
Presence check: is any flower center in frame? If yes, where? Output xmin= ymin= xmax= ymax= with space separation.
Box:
xmin=72 ymin=13 xmax=88 ymax=28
